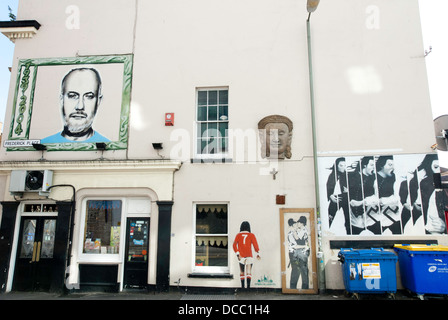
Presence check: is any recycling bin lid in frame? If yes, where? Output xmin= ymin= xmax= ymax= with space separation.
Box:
xmin=338 ymin=247 xmax=396 ymax=257
xmin=394 ymin=244 xmax=448 ymax=251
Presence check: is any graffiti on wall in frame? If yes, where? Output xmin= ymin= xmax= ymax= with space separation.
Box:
xmin=279 ymin=208 xmax=318 ymax=294
xmin=40 ymin=67 xmax=110 ymax=144
xmin=6 ymin=55 xmax=133 ymax=151
xmin=233 ymin=221 xmax=261 ymax=289
xmin=318 ymin=153 xmax=447 ymax=236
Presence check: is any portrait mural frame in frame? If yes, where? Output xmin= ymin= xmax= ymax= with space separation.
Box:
xmin=6 ymin=54 xmax=133 ymax=151
xmin=279 ymin=208 xmax=318 ymax=294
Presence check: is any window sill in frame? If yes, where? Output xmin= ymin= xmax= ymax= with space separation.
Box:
xmin=187 ymin=273 xmax=233 ymax=279
xmin=191 ymin=158 xmax=233 ymax=164
xmin=77 ymin=254 xmax=121 ymax=264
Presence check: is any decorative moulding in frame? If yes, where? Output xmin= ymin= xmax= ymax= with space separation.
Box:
xmin=0 ymin=20 xmax=41 ymax=42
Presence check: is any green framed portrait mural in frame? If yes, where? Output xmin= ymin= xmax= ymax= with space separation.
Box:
xmin=6 ymin=54 xmax=133 ymax=151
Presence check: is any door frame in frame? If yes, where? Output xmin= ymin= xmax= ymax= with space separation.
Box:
xmin=6 ymin=201 xmax=73 ymax=293
xmin=70 ymin=193 xmax=153 ymax=292
xmin=123 ymin=217 xmax=150 ymax=289
xmin=13 ymin=216 xmax=58 ymax=291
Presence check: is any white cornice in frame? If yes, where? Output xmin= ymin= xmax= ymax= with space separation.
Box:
xmin=0 ymin=26 xmax=39 ymax=42
xmin=0 ymin=159 xmax=183 ymax=173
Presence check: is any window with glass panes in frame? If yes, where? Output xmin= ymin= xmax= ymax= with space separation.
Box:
xmin=194 ymin=204 xmax=229 ymax=273
xmin=83 ymin=200 xmax=122 ymax=254
xmin=196 ymin=88 xmax=229 ymax=155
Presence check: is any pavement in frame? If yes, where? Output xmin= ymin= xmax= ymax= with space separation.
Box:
xmin=0 ymin=288 xmax=423 ymax=300
xmin=1 ymin=289 xmax=436 ymax=319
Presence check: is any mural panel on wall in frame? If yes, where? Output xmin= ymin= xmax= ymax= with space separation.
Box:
xmin=6 ymin=55 xmax=133 ymax=151
xmin=279 ymin=208 xmax=318 ymax=294
xmin=233 ymin=221 xmax=261 ymax=289
xmin=318 ymin=153 xmax=447 ymax=236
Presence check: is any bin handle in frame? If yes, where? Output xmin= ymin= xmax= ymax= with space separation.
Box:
xmin=338 ymin=248 xmax=354 ymax=263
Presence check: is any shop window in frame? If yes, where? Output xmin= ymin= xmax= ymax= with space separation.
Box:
xmin=194 ymin=204 xmax=229 ymax=273
xmin=196 ymin=88 xmax=229 ymax=157
xmin=83 ymin=200 xmax=122 ymax=254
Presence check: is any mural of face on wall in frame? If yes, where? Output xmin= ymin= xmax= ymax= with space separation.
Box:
xmin=258 ymin=115 xmax=293 ymax=159
xmin=41 ymin=68 xmax=110 ymax=143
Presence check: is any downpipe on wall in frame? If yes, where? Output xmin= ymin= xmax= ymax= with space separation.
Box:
xmin=307 ymin=13 xmax=326 ymax=293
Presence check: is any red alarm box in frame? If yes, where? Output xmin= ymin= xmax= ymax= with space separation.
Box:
xmin=276 ymin=195 xmax=286 ymax=205
xmin=165 ymin=113 xmax=174 ymax=126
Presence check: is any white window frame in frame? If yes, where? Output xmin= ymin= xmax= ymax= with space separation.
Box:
xmin=192 ymin=202 xmax=230 ymax=274
xmin=77 ymin=197 xmax=126 ymax=264
xmin=19 ymin=201 xmax=59 ymax=217
xmin=194 ymin=87 xmax=229 ymax=159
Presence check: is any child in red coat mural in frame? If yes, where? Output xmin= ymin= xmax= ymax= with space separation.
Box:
xmin=233 ymin=221 xmax=261 ymax=288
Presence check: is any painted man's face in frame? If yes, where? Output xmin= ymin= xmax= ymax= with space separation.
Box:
xmin=61 ymin=69 xmax=102 ymax=134
xmin=380 ymin=159 xmax=395 ymax=177
xmin=363 ymin=160 xmax=375 ymax=176
xmin=432 ymin=160 xmax=440 ymax=173
xmin=337 ymin=161 xmax=346 ymax=173
xmin=265 ymin=122 xmax=290 ymax=159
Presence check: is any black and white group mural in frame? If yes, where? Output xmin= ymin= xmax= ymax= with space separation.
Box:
xmin=318 ymin=153 xmax=447 ymax=236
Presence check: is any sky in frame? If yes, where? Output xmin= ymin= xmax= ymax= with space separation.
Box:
xmin=0 ymin=1 xmax=446 ymax=151
xmin=418 ymin=0 xmax=448 ymax=166
xmin=419 ymin=0 xmax=448 ymax=119
xmin=0 ymin=0 xmax=17 ymax=129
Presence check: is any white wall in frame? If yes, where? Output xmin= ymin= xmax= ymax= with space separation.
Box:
xmin=0 ymin=0 xmax=438 ymax=290
xmin=1 ymin=0 xmax=433 ymax=162
xmin=312 ymin=0 xmax=433 ymax=155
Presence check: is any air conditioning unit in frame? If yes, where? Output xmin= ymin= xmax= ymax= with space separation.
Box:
xmin=10 ymin=170 xmax=53 ymax=195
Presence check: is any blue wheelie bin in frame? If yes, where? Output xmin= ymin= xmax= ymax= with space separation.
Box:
xmin=338 ymin=248 xmax=398 ymax=299
xmin=394 ymin=244 xmax=448 ymax=299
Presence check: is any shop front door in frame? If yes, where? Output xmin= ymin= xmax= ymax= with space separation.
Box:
xmin=124 ymin=218 xmax=150 ymax=289
xmin=13 ymin=217 xmax=57 ymax=291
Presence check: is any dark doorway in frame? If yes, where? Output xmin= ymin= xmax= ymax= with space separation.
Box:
xmin=124 ymin=218 xmax=150 ymax=289
xmin=13 ymin=217 xmax=58 ymax=291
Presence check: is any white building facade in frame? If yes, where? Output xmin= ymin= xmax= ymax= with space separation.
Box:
xmin=0 ymin=0 xmax=445 ymax=294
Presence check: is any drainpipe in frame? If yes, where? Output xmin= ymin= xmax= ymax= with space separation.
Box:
xmin=306 ymin=12 xmax=326 ymax=293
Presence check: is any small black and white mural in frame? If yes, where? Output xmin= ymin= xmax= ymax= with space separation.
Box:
xmin=318 ymin=153 xmax=447 ymax=236
xmin=280 ymin=208 xmax=317 ymax=294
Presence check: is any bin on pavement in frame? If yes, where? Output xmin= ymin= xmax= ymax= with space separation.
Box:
xmin=338 ymin=248 xmax=398 ymax=299
xmin=394 ymin=244 xmax=448 ymax=299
